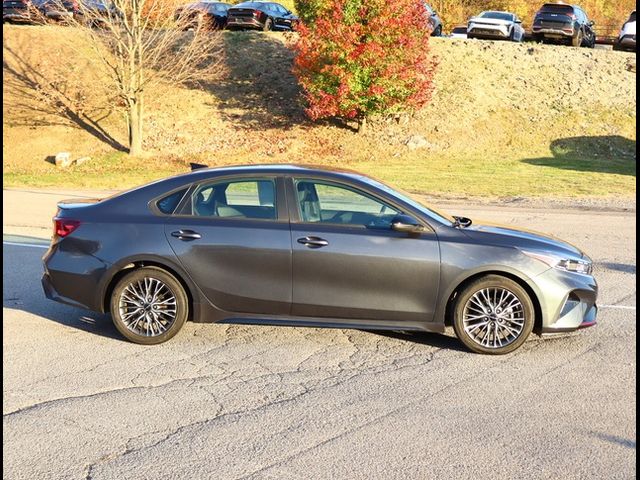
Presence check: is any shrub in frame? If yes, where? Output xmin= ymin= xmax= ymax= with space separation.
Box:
xmin=293 ymin=0 xmax=438 ymax=130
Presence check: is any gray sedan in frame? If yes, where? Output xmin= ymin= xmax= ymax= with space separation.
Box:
xmin=42 ymin=165 xmax=598 ymax=354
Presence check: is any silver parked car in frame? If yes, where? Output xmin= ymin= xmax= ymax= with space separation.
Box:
xmin=467 ymin=10 xmax=525 ymax=42
xmin=614 ymin=10 xmax=636 ymax=52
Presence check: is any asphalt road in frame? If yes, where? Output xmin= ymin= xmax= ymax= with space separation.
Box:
xmin=2 ymin=189 xmax=636 ymax=480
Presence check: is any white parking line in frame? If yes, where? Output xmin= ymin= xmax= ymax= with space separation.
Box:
xmin=600 ymin=305 xmax=636 ymax=310
xmin=3 ymin=241 xmax=48 ymax=249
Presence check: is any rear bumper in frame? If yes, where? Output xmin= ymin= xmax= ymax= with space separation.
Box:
xmin=42 ymin=241 xmax=109 ymax=312
xmin=42 ymin=272 xmax=93 ymax=310
xmin=226 ymin=17 xmax=261 ymax=29
xmin=616 ymin=35 xmax=636 ymax=49
xmin=46 ymin=10 xmax=74 ymax=18
xmin=532 ymin=26 xmax=575 ymax=38
xmin=3 ymin=10 xmax=34 ymax=21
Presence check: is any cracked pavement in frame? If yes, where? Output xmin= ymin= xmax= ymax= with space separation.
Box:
xmin=2 ymin=189 xmax=636 ymax=479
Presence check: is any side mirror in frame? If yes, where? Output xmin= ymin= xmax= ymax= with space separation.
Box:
xmin=391 ymin=214 xmax=425 ymax=234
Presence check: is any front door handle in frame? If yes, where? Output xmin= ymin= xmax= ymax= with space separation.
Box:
xmin=297 ymin=236 xmax=329 ymax=248
xmin=171 ymin=230 xmax=201 ymax=241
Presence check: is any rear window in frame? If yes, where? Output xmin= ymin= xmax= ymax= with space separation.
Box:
xmin=539 ymin=4 xmax=574 ymax=14
xmin=157 ymin=188 xmax=187 ymax=214
xmin=629 ymin=11 xmax=636 ymax=22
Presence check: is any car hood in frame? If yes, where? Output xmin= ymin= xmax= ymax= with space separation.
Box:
xmin=461 ymin=221 xmax=586 ymax=259
xmin=469 ymin=17 xmax=513 ymax=26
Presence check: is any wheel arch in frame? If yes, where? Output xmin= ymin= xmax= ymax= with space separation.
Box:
xmin=441 ymin=269 xmax=544 ymax=333
xmin=100 ymin=256 xmax=197 ymax=321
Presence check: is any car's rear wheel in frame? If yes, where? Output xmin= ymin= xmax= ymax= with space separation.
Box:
xmin=572 ymin=30 xmax=583 ymax=47
xmin=110 ymin=267 xmax=188 ymax=345
xmin=432 ymin=25 xmax=442 ymax=37
xmin=263 ymin=18 xmax=273 ymax=31
xmin=453 ymin=275 xmax=534 ymax=354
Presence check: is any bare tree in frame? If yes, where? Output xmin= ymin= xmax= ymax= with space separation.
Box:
xmin=38 ymin=0 xmax=223 ymax=155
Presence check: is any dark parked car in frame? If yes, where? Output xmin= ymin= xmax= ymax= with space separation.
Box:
xmin=174 ymin=1 xmax=231 ymax=30
xmin=532 ymin=3 xmax=596 ymax=47
xmin=423 ymin=2 xmax=443 ymax=36
xmin=3 ymin=0 xmax=46 ymax=23
xmin=41 ymin=0 xmax=83 ymax=21
xmin=226 ymin=1 xmax=297 ymax=31
xmin=42 ymin=165 xmax=598 ymax=354
xmin=613 ymin=10 xmax=636 ymax=52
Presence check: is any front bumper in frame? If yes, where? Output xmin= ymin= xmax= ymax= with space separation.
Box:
xmin=616 ymin=35 xmax=636 ymax=49
xmin=468 ymin=24 xmax=509 ymax=38
xmin=529 ymin=267 xmax=598 ymax=334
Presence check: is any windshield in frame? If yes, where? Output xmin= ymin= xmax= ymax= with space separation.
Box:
xmin=356 ymin=176 xmax=456 ymax=225
xmin=480 ymin=11 xmax=514 ymax=21
xmin=629 ymin=11 xmax=636 ymax=22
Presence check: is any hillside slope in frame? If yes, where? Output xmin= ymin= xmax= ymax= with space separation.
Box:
xmin=3 ymin=26 xmax=636 ymax=197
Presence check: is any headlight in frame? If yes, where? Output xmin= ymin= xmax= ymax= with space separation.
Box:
xmin=521 ymin=250 xmax=593 ymax=275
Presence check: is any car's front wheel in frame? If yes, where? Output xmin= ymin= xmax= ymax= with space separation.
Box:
xmin=453 ymin=275 xmax=534 ymax=354
xmin=110 ymin=267 xmax=189 ymax=345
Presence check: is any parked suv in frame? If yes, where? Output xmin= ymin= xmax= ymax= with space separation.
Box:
xmin=532 ymin=3 xmax=596 ymax=47
xmin=613 ymin=10 xmax=636 ymax=52
xmin=424 ymin=2 xmax=442 ymax=36
xmin=226 ymin=1 xmax=298 ymax=31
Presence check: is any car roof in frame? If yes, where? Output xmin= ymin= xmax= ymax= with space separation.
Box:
xmin=187 ymin=163 xmax=362 ymax=177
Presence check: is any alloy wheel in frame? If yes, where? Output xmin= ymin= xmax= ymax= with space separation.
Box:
xmin=462 ymin=287 xmax=526 ymax=349
xmin=118 ymin=277 xmax=177 ymax=337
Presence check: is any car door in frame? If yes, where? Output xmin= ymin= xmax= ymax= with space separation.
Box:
xmin=164 ymin=175 xmax=292 ymax=315
xmin=287 ymin=177 xmax=440 ymax=326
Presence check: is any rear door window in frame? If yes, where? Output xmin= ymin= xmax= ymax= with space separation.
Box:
xmin=184 ymin=178 xmax=277 ymax=220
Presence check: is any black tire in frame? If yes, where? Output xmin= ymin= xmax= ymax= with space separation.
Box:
xmin=110 ymin=267 xmax=189 ymax=345
xmin=452 ymin=275 xmax=534 ymax=355
xmin=263 ymin=18 xmax=272 ymax=31
xmin=571 ymin=30 xmax=583 ymax=47
xmin=432 ymin=25 xmax=442 ymax=37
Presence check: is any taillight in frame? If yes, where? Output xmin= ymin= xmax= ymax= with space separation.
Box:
xmin=253 ymin=9 xmax=260 ymax=16
xmin=567 ymin=13 xmax=577 ymax=20
xmin=54 ymin=218 xmax=81 ymax=238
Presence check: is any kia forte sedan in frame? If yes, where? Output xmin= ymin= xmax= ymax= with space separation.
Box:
xmin=42 ymin=165 xmax=598 ymax=354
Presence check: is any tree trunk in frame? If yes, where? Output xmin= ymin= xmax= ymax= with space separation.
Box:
xmin=357 ymin=116 xmax=367 ymax=133
xmin=128 ymin=99 xmax=143 ymax=156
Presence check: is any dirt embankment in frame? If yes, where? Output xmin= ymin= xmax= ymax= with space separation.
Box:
xmin=2 ymin=26 xmax=636 ymax=194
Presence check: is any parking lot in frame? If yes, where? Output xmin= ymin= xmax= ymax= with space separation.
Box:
xmin=2 ymin=189 xmax=636 ymax=479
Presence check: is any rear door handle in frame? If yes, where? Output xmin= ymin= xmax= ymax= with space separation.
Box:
xmin=297 ymin=236 xmax=329 ymax=248
xmin=171 ymin=230 xmax=201 ymax=241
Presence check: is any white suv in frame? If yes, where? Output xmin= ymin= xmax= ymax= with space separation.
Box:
xmin=614 ymin=11 xmax=636 ymax=52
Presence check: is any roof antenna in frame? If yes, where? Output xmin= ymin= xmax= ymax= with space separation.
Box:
xmin=190 ymin=163 xmax=208 ymax=171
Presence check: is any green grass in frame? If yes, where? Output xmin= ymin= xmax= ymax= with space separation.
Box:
xmin=3 ymin=150 xmax=635 ymax=198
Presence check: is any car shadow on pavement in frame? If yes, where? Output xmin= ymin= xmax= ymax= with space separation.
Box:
xmin=600 ymin=262 xmax=636 ymax=274
xmin=522 ymin=136 xmax=636 ymax=176
xmin=3 ymin=243 xmax=127 ymax=342
xmin=590 ymin=432 xmax=636 ymax=449
xmin=369 ymin=330 xmax=468 ymax=352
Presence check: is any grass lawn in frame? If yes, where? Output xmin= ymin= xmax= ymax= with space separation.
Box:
xmin=3 ymin=148 xmax=635 ymax=198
